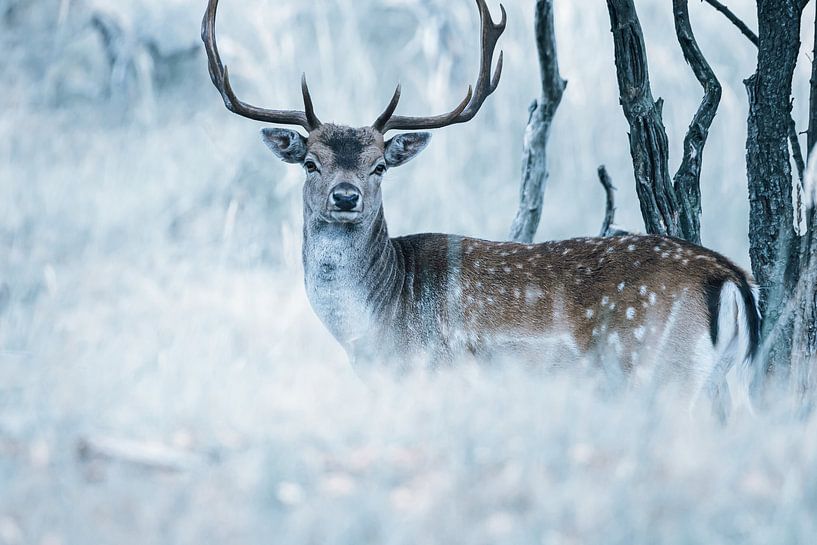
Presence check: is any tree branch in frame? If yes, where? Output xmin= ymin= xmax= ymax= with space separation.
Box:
xmin=703 ymin=0 xmax=806 ymax=183
xmin=597 ymin=166 xmax=634 ymax=237
xmin=607 ymin=0 xmax=714 ymax=243
xmin=510 ymin=0 xmax=566 ymax=243
xmin=672 ymin=0 xmax=722 ymax=245
xmin=598 ymin=166 xmax=617 ymax=237
xmin=701 ymin=0 xmax=759 ymax=46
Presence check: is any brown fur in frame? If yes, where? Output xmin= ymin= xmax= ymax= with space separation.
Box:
xmin=307 ymin=125 xmax=384 ymax=172
xmin=393 ymin=232 xmax=750 ymax=370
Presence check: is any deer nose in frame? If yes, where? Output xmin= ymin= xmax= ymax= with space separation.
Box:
xmin=331 ymin=182 xmax=361 ymax=212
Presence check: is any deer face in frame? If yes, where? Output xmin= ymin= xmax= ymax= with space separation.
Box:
xmin=262 ymin=124 xmax=430 ymax=225
xmin=204 ymin=0 xmax=505 ymax=220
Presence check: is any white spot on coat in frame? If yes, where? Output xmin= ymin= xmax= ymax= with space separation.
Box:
xmin=626 ymin=307 xmax=636 ymax=320
xmin=525 ymin=286 xmax=543 ymax=305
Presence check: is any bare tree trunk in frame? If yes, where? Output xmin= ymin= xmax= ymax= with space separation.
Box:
xmin=510 ymin=0 xmax=566 ymax=243
xmin=791 ymin=10 xmax=817 ymax=412
xmin=606 ymin=0 xmax=677 ymax=239
xmin=672 ymin=0 xmax=722 ymax=244
xmin=605 ymin=0 xmax=720 ymax=245
xmin=745 ymin=0 xmax=806 ymax=376
xmin=704 ymin=0 xmax=806 ymax=183
xmin=809 ymin=12 xmax=817 ymax=158
xmin=791 ymin=186 xmax=817 ymax=412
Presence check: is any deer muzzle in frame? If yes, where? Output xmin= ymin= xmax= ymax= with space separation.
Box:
xmin=329 ymin=182 xmax=363 ymax=214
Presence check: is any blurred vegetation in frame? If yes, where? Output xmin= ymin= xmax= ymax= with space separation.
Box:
xmin=1 ymin=1 xmax=816 ymax=543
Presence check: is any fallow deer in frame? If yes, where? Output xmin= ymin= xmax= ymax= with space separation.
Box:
xmin=202 ymin=0 xmax=760 ymax=416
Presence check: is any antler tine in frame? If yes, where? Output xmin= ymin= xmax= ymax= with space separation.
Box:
xmin=456 ymin=0 xmax=506 ymax=122
xmin=301 ymin=74 xmax=322 ymax=130
xmin=201 ymin=0 xmax=320 ymax=132
xmin=375 ymin=0 xmax=506 ymax=134
xmin=372 ymin=84 xmax=403 ymax=133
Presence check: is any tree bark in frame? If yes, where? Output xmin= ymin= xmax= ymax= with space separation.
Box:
xmin=703 ymin=0 xmax=806 ymax=184
xmin=598 ymin=166 xmax=617 ymax=238
xmin=745 ymin=0 xmax=805 ymax=375
xmin=791 ymin=190 xmax=817 ymax=411
xmin=606 ymin=0 xmax=720 ymax=245
xmin=606 ymin=0 xmax=678 ymax=239
xmin=672 ymin=0 xmax=722 ymax=245
xmin=791 ymin=11 xmax=817 ymax=411
xmin=809 ymin=12 xmax=817 ymax=158
xmin=510 ymin=0 xmax=566 ymax=243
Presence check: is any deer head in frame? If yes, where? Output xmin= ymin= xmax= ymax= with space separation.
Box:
xmin=202 ymin=0 xmax=505 ymax=228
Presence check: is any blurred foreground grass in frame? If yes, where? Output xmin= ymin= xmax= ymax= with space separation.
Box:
xmin=2 ymin=1 xmax=817 ymax=543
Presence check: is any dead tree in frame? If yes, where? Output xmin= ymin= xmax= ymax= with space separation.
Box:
xmin=791 ymin=14 xmax=817 ymax=410
xmin=703 ymin=0 xmax=812 ymax=392
xmin=596 ymin=165 xmax=631 ymax=237
xmin=744 ymin=0 xmax=807 ymax=376
xmin=605 ymin=0 xmax=721 ymax=246
xmin=703 ymin=0 xmax=806 ymax=184
xmin=509 ymin=0 xmax=566 ymax=243
xmin=792 ymin=165 xmax=817 ymax=411
xmin=598 ymin=166 xmax=617 ymax=237
xmin=810 ymin=12 xmax=817 ymax=159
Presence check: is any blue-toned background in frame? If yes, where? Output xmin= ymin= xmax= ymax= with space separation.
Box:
xmin=1 ymin=0 xmax=816 ymax=543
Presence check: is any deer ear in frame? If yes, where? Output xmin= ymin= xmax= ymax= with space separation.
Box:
xmin=261 ymin=128 xmax=308 ymax=164
xmin=384 ymin=132 xmax=431 ymax=168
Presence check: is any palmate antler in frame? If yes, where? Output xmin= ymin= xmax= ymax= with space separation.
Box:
xmin=202 ymin=0 xmax=506 ymax=135
xmin=372 ymin=0 xmax=507 ymax=133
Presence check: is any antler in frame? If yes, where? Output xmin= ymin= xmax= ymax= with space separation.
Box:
xmin=372 ymin=0 xmax=506 ymax=134
xmin=201 ymin=0 xmax=322 ymax=131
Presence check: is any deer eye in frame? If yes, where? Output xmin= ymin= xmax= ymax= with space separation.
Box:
xmin=373 ymin=164 xmax=386 ymax=176
xmin=304 ymin=160 xmax=319 ymax=173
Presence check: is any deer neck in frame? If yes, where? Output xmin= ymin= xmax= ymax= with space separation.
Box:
xmin=302 ymin=207 xmax=402 ymax=348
